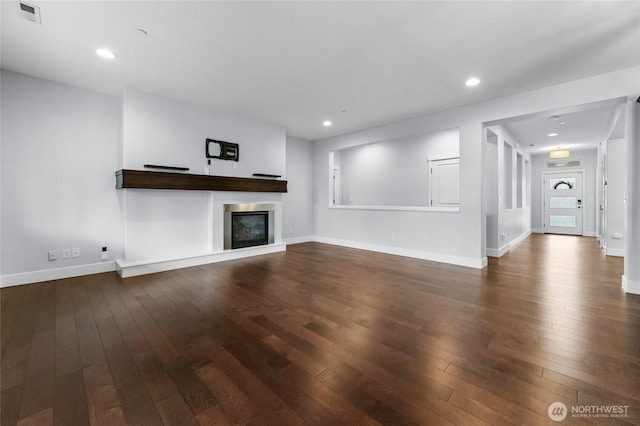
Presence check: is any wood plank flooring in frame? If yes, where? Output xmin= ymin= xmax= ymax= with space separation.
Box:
xmin=2 ymin=234 xmax=640 ymax=425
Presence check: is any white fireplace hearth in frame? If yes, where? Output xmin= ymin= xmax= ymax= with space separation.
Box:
xmin=116 ymin=195 xmax=285 ymax=278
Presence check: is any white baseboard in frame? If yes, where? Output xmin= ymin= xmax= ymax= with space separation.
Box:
xmin=1 ymin=261 xmax=117 ymax=288
xmin=116 ymin=243 xmax=287 ymax=278
xmin=605 ymin=247 xmax=625 ymax=257
xmin=622 ymin=275 xmax=640 ymax=295
xmin=487 ymin=231 xmax=531 ymax=258
xmin=486 ymin=248 xmax=499 ymax=257
xmin=312 ymin=236 xmax=485 ymax=269
xmin=283 ymin=236 xmax=315 ymax=245
xmin=531 ymin=229 xmax=597 ymax=237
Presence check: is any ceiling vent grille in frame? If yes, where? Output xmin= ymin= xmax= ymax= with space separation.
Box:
xmin=18 ymin=2 xmax=41 ymax=24
xmin=546 ymin=160 xmax=581 ymax=168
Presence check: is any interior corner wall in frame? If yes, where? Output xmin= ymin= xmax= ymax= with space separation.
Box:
xmin=0 ymin=70 xmax=122 ymax=281
xmin=283 ymin=136 xmax=313 ymax=241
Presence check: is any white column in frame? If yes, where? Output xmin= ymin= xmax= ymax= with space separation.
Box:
xmin=623 ymin=98 xmax=640 ymax=294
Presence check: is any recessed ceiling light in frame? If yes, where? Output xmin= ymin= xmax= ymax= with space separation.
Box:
xmin=465 ymin=77 xmax=480 ymax=87
xmin=548 ymin=133 xmax=558 ymax=137
xmin=323 ymin=120 xmax=332 ymax=127
xmin=529 ymin=144 xmax=535 ymax=147
xmin=136 ymin=28 xmax=148 ymax=36
xmin=96 ymin=49 xmax=117 ymax=59
xmin=560 ymin=121 xmax=566 ymax=125
xmin=550 ymin=116 xmax=560 ymax=121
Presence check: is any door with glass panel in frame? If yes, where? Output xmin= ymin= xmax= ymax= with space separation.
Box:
xmin=543 ymin=172 xmax=583 ymax=235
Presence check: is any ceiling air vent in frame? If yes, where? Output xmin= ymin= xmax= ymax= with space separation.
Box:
xmin=546 ymin=160 xmax=581 ymax=168
xmin=18 ymin=1 xmax=41 ymax=24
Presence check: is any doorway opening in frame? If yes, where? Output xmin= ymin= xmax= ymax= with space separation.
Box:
xmin=542 ymin=170 xmax=585 ymax=235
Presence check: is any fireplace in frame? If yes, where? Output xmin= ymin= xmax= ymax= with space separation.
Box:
xmin=224 ymin=204 xmax=275 ymax=250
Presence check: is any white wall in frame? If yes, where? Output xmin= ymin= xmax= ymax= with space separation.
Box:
xmin=486 ymin=125 xmax=531 ymax=255
xmin=606 ymin=138 xmax=626 ymax=255
xmin=623 ymin=98 xmax=640 ymax=294
xmin=530 ymin=148 xmax=598 ymax=236
xmin=484 ymin=130 xmax=499 ymax=251
xmin=312 ymin=67 xmax=639 ymax=268
xmin=120 ymin=89 xmax=286 ymax=262
xmin=337 ymin=128 xmax=459 ymax=206
xmin=121 ymin=89 xmax=285 ymax=176
xmin=1 ymin=70 xmax=121 ymax=282
xmin=283 ymin=136 xmax=313 ymax=242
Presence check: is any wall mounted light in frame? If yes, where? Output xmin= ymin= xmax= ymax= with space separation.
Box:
xmin=549 ymin=149 xmax=570 ymax=159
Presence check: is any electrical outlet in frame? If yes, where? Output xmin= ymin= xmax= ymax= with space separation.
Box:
xmin=62 ymin=248 xmax=71 ymax=259
xmin=289 ymin=227 xmax=294 ymax=234
xmin=101 ymin=246 xmax=109 ymax=260
xmin=72 ymin=248 xmax=80 ymax=258
xmin=48 ymin=250 xmax=57 ymax=261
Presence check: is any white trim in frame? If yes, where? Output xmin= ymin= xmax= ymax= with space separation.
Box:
xmin=116 ymin=243 xmax=287 ymax=278
xmin=284 ymin=236 xmax=315 ymax=245
xmin=622 ymin=275 xmax=640 ymax=295
xmin=427 ymin=154 xmax=460 ymax=162
xmin=605 ymin=247 xmax=625 ymax=257
xmin=487 ymin=231 xmax=531 ymax=258
xmin=486 ymin=248 xmax=501 ymax=257
xmin=427 ymin=155 xmax=461 ymax=208
xmin=1 ymin=261 xmax=117 ymax=288
xmin=116 ymin=243 xmax=286 ymax=278
xmin=328 ymin=204 xmax=459 ymax=212
xmin=531 ymin=228 xmax=545 ymax=234
xmin=312 ymin=236 xmax=485 ymax=269
xmin=583 ymin=231 xmax=597 ymax=237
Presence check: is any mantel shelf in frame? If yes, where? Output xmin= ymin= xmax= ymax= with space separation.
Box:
xmin=115 ymin=169 xmax=287 ymax=193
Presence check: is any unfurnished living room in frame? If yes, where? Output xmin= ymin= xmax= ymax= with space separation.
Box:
xmin=1 ymin=1 xmax=640 ymax=425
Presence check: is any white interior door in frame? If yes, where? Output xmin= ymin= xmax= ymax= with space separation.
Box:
xmin=543 ymin=171 xmax=584 ymax=235
xmin=430 ymin=157 xmax=460 ymax=207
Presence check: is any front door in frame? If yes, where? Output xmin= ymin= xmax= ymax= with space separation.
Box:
xmin=543 ymin=171 xmax=584 ymax=235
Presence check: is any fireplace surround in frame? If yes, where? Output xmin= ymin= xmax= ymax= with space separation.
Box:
xmin=224 ymin=204 xmax=275 ymax=250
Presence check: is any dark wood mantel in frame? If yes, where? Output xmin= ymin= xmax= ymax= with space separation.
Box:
xmin=115 ymin=169 xmax=287 ymax=193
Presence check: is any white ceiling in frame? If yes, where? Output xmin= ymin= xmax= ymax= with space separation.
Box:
xmin=1 ymin=1 xmax=639 ymax=141
xmin=498 ymin=99 xmax=626 ymax=156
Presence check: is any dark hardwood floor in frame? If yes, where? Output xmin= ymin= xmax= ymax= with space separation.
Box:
xmin=2 ymin=234 xmax=639 ymax=425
